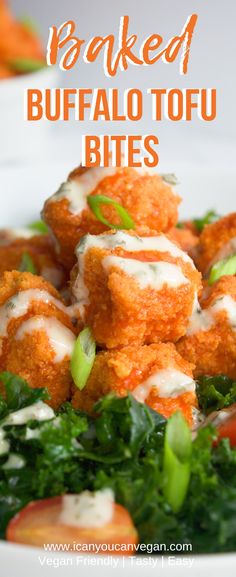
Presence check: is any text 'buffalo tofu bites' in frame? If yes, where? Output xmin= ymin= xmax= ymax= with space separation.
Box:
xmin=72 ymin=342 xmax=196 ymax=425
xmin=0 ymin=228 xmax=66 ymax=290
xmin=42 ymin=165 xmax=181 ymax=270
xmin=177 ymin=276 xmax=236 ymax=380
xmin=71 ymin=230 xmax=201 ymax=348
xmin=194 ymin=213 xmax=236 ymax=275
xmin=0 ymin=271 xmax=80 ymax=408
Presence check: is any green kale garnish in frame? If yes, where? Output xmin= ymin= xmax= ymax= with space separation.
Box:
xmin=196 ymin=374 xmax=236 ymax=414
xmin=1 ymin=372 xmax=236 ymax=553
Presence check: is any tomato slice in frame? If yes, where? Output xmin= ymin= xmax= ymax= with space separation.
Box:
xmin=217 ymin=417 xmax=236 ymax=446
xmin=7 ymin=494 xmax=138 ymax=553
xmin=206 ymin=404 xmax=236 ymax=447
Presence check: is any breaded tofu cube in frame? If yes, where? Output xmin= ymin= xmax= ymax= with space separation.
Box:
xmin=177 ymin=276 xmax=236 ymax=380
xmin=194 ymin=213 xmax=236 ymax=275
xmin=72 ymin=342 xmax=196 ymax=425
xmin=0 ymin=271 xmax=79 ymax=408
xmin=71 ymin=231 xmax=201 ymax=348
xmin=168 ymin=227 xmax=199 ymax=255
xmin=43 ymin=165 xmax=181 ymax=270
xmin=5 ymin=316 xmax=75 ymax=409
xmin=0 ymin=230 xmax=66 ymax=290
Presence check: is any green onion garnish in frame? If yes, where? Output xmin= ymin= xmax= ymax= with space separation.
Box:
xmin=209 ymin=254 xmax=236 ymax=285
xmin=20 ymin=15 xmax=39 ymax=34
xmin=161 ymin=173 xmax=179 ymax=186
xmin=87 ymin=195 xmax=135 ymax=230
xmin=193 ymin=210 xmax=220 ymax=233
xmin=19 ymin=252 xmax=37 ymax=275
xmin=8 ymin=58 xmax=45 ymax=73
xmin=28 ymin=220 xmax=48 ymax=235
xmin=162 ymin=412 xmax=192 ymax=513
xmin=70 ymin=327 xmax=96 ymax=391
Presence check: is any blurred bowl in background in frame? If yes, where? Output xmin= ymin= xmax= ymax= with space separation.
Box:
xmin=0 ymin=66 xmax=59 ymax=164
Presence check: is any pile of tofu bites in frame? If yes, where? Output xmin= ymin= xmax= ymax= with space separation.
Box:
xmin=0 ymin=164 xmax=235 ymax=427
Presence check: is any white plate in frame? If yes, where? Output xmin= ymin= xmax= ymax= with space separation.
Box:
xmin=0 ymin=162 xmax=235 ymax=576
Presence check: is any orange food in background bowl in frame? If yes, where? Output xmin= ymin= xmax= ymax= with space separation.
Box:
xmin=0 ymin=0 xmax=45 ymax=78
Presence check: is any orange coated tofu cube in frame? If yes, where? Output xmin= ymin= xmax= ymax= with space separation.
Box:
xmin=71 ymin=231 xmax=201 ymax=348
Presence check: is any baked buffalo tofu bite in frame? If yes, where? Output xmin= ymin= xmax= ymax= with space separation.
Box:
xmin=168 ymin=226 xmax=199 ymax=255
xmin=71 ymin=231 xmax=201 ymax=348
xmin=194 ymin=213 xmax=236 ymax=276
xmin=72 ymin=342 xmax=196 ymax=425
xmin=177 ymin=276 xmax=236 ymax=380
xmin=42 ymin=165 xmax=181 ymax=270
xmin=0 ymin=271 xmax=79 ymax=408
xmin=0 ymin=229 xmax=66 ymax=290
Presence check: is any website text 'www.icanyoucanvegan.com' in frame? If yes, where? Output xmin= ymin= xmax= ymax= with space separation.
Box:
xmin=43 ymin=542 xmax=193 ymax=554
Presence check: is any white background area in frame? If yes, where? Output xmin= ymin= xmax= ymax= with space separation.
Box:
xmin=8 ymin=0 xmax=236 ymax=169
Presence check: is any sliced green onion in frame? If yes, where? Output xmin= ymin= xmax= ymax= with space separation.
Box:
xmin=87 ymin=194 xmax=135 ymax=230
xmin=160 ymin=173 xmax=179 ymax=186
xmin=8 ymin=58 xmax=45 ymax=73
xmin=70 ymin=327 xmax=96 ymax=391
xmin=162 ymin=412 xmax=192 ymax=513
xmin=20 ymin=15 xmax=39 ymax=34
xmin=19 ymin=252 xmax=37 ymax=275
xmin=28 ymin=220 xmax=48 ymax=235
xmin=209 ymin=254 xmax=236 ymax=285
xmin=193 ymin=210 xmax=220 ymax=233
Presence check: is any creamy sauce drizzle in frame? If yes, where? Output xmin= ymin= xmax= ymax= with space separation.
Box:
xmin=73 ymin=231 xmax=194 ymax=318
xmin=0 ymin=428 xmax=10 ymax=455
xmin=132 ymin=368 xmax=195 ymax=403
xmin=15 ymin=316 xmax=76 ymax=362
xmin=187 ymin=294 xmax=236 ymax=335
xmin=4 ymin=401 xmax=55 ymax=426
xmin=103 ymin=257 xmax=188 ymax=289
xmin=25 ymin=427 xmax=41 ymax=440
xmin=75 ymin=231 xmax=193 ymax=264
xmin=48 ymin=165 xmax=161 ymax=216
xmin=49 ymin=167 xmax=118 ymax=214
xmin=0 ymin=289 xmax=78 ymax=353
xmin=59 ymin=489 xmax=114 ymax=528
xmin=2 ymin=454 xmax=25 ymax=469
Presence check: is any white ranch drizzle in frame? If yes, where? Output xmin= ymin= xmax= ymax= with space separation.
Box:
xmin=25 ymin=427 xmax=41 ymax=440
xmin=3 ymin=401 xmax=55 ymax=426
xmin=0 ymin=289 xmax=78 ymax=354
xmin=187 ymin=294 xmax=236 ymax=336
xmin=187 ymin=294 xmax=213 ymax=336
xmin=2 ymin=454 xmax=25 ymax=469
xmin=59 ymin=489 xmax=114 ymax=528
xmin=48 ymin=167 xmax=118 ymax=215
xmin=0 ymin=428 xmax=10 ymax=455
xmin=73 ymin=231 xmax=194 ymax=318
xmin=102 ymin=257 xmax=189 ymax=290
xmin=132 ymin=368 xmax=195 ymax=403
xmin=75 ymin=231 xmax=193 ymax=264
xmin=15 ymin=316 xmax=76 ymax=362
xmin=47 ymin=164 xmax=162 ymax=216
